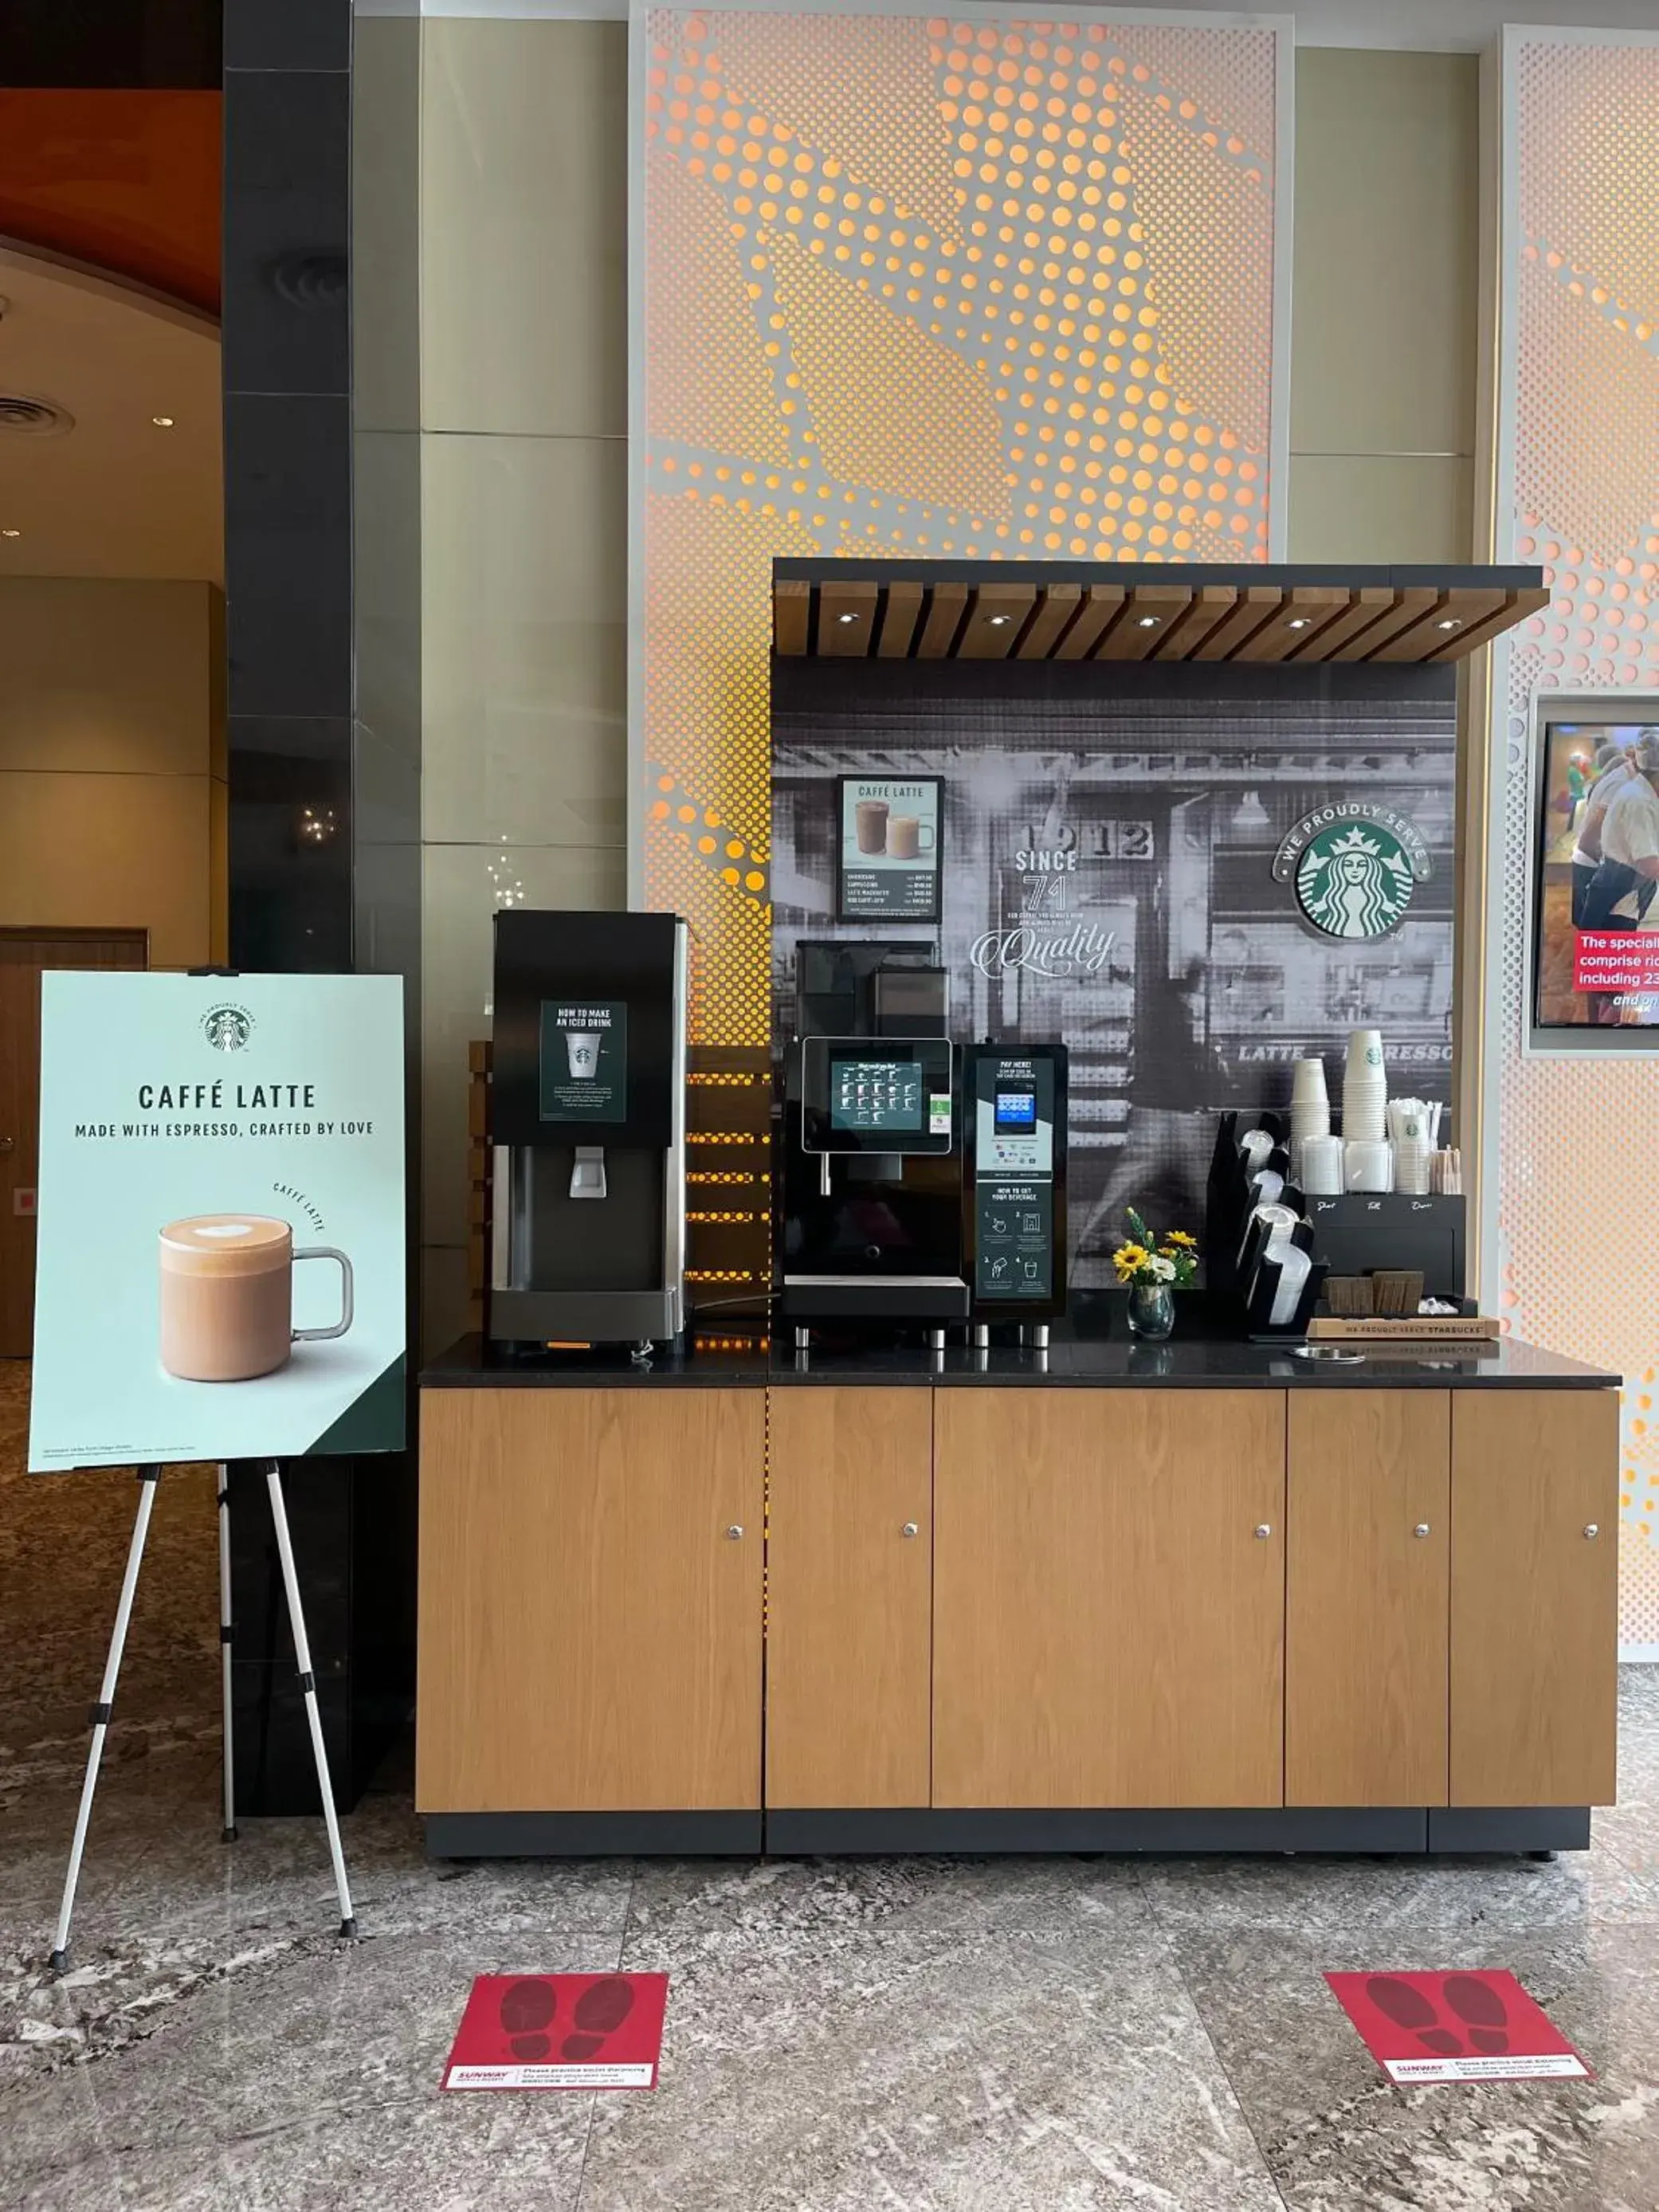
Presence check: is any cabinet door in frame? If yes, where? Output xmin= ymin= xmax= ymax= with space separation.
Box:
xmin=1451 ymin=1390 xmax=1619 ymax=1807
xmin=417 ymin=1389 xmax=763 ymax=1812
xmin=1287 ymin=1391 xmax=1449 ymax=1806
xmin=766 ymin=1389 xmax=932 ymax=1808
xmin=933 ymin=1389 xmax=1285 ymax=1809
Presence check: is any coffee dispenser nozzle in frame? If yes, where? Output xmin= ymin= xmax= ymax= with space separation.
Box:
xmin=569 ymin=1145 xmax=608 ymax=1201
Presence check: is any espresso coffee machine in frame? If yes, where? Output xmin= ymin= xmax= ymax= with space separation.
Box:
xmin=779 ymin=942 xmax=1068 ymax=1344
xmin=488 ymin=909 xmax=688 ymax=1355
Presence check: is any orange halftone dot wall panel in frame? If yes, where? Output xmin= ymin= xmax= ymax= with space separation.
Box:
xmin=1496 ymin=33 xmax=1659 ymax=1647
xmin=637 ymin=7 xmax=1284 ymax=1047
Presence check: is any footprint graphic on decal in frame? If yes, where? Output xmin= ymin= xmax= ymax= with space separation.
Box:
xmin=499 ymin=1976 xmax=557 ymax=2061
xmin=561 ymin=1976 xmax=636 ymax=2061
xmin=1366 ymin=1974 xmax=1511 ymax=2058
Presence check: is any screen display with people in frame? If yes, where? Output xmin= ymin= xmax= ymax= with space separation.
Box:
xmin=1533 ymin=719 xmax=1659 ymax=1035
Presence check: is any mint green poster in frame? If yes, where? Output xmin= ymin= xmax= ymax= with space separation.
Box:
xmin=28 ymin=973 xmax=406 ymax=1471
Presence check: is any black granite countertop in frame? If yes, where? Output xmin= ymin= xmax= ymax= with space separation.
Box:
xmin=422 ymin=1332 xmax=1616 ymax=1391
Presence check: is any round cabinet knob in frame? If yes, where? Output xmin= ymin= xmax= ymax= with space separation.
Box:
xmin=1413 ymin=1523 xmax=1432 ymax=1539
xmin=1584 ymin=1524 xmax=1600 ymax=1540
xmin=0 ymin=1135 xmax=13 ymax=1154
xmin=1253 ymin=1524 xmax=1273 ymax=1539
xmin=901 ymin=1522 xmax=920 ymax=1539
xmin=725 ymin=1524 xmax=743 ymax=1540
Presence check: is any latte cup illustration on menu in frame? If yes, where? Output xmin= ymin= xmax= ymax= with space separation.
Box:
xmin=565 ymin=1031 xmax=601 ymax=1080
xmin=159 ymin=1215 xmax=354 ymax=1382
xmin=886 ymin=814 xmax=935 ymax=861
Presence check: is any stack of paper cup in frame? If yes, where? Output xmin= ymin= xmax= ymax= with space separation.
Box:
xmin=1288 ymin=1057 xmax=1330 ymax=1180
xmin=1343 ymin=1029 xmax=1387 ymax=1143
xmin=1388 ymin=1098 xmax=1441 ymax=1196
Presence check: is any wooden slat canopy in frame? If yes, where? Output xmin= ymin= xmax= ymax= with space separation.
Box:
xmin=772 ymin=563 xmax=1547 ymax=667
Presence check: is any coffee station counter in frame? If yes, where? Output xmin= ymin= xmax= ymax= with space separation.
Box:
xmin=421 ymin=1329 xmax=1610 ymax=1392
xmin=416 ymin=1324 xmax=1620 ymax=1865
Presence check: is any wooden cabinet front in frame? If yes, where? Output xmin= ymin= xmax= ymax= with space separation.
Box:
xmin=767 ymin=1389 xmax=933 ymax=1808
xmin=1287 ymin=1391 xmax=1450 ymax=1806
xmin=417 ymin=1388 xmax=764 ymax=1813
xmin=1451 ymin=1390 xmax=1620 ymax=1807
xmin=932 ymin=1389 xmax=1286 ymax=1808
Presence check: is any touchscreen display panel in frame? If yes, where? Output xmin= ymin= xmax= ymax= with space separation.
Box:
xmin=994 ymin=1088 xmax=1037 ymax=1131
xmin=829 ymin=1057 xmax=924 ymax=1134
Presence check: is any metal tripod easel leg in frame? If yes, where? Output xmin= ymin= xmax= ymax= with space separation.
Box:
xmin=49 ymin=1458 xmax=359 ymax=1974
xmin=218 ymin=1467 xmax=237 ymax=1844
xmin=263 ymin=1461 xmax=356 ymax=1938
xmin=50 ymin=1467 xmax=162 ymax=1974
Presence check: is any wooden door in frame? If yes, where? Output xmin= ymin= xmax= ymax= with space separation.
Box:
xmin=1451 ymin=1390 xmax=1620 ymax=1806
xmin=933 ymin=1389 xmax=1286 ymax=1809
xmin=1287 ymin=1391 xmax=1449 ymax=1806
xmin=417 ymin=1388 xmax=764 ymax=1812
xmin=0 ymin=928 xmax=147 ymax=1357
xmin=767 ymin=1388 xmax=932 ymax=1809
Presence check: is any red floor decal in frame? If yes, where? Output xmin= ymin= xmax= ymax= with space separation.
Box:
xmin=441 ymin=1973 xmax=669 ymax=2090
xmin=1327 ymin=1971 xmax=1591 ymax=2085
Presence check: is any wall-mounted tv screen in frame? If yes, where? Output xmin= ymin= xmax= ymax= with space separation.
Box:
xmin=1532 ymin=709 xmax=1659 ymax=1048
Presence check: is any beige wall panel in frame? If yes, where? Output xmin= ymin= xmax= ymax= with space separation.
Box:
xmin=420 ymin=839 xmax=626 ymax=1246
xmin=1292 ymin=49 xmax=1479 ymax=461
xmin=421 ymin=432 xmax=627 ymax=849
xmin=1287 ymin=453 xmax=1473 ymax=565
xmin=0 ymin=580 xmax=218 ymax=777
xmin=0 ymin=771 xmax=211 ymax=967
xmin=421 ymin=19 xmax=628 ymax=439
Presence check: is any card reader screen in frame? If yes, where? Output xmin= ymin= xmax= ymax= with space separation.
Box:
xmin=994 ymin=1088 xmax=1037 ymax=1131
xmin=830 ymin=1057 xmax=924 ymax=1133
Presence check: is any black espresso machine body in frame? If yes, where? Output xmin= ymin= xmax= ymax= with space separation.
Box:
xmin=779 ymin=1030 xmax=971 ymax=1326
xmin=488 ymin=908 xmax=688 ymax=1351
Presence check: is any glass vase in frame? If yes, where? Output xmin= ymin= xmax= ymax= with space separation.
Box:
xmin=1127 ymin=1283 xmax=1176 ymax=1340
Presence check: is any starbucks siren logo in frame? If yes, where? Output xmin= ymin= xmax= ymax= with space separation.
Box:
xmin=1272 ymin=804 xmax=1430 ymax=942
xmin=202 ymin=1003 xmax=254 ymax=1053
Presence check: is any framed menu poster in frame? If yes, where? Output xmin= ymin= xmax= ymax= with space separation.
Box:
xmin=836 ymin=776 xmax=943 ymax=922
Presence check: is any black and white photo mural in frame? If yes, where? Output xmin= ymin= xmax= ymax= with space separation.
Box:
xmin=771 ymin=657 xmax=1457 ymax=1287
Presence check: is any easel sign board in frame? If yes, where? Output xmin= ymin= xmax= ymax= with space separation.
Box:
xmin=28 ymin=972 xmax=406 ymax=1472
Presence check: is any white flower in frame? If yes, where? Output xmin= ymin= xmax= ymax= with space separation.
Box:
xmin=1146 ymin=1253 xmax=1176 ymax=1283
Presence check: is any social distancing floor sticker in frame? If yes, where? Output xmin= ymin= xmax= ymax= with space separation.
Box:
xmin=1327 ymin=1971 xmax=1591 ymax=2085
xmin=442 ymin=1973 xmax=669 ymax=2091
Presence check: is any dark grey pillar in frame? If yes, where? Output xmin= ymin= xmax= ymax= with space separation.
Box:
xmin=222 ymin=0 xmax=421 ymax=1810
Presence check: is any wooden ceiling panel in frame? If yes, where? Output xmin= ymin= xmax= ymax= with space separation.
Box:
xmin=1094 ymin=585 xmax=1191 ymax=661
xmin=771 ymin=567 xmax=1545 ymax=665
xmin=1190 ymin=586 xmax=1284 ymax=661
xmin=1052 ymin=585 xmax=1127 ymax=660
xmin=1152 ymin=585 xmax=1236 ymax=659
xmin=1234 ymin=586 xmax=1353 ymax=662
xmin=1016 ymin=582 xmax=1082 ymax=657
xmin=818 ymin=579 xmax=878 ymax=655
xmin=958 ymin=584 xmax=1037 ymax=660
xmin=916 ymin=582 xmax=969 ymax=657
xmin=876 ymin=580 xmax=924 ymax=657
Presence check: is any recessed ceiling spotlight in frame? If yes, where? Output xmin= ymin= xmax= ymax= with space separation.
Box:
xmin=1 ymin=528 xmax=18 ymax=539
xmin=1136 ymin=615 xmax=1159 ymax=629
xmin=1287 ymin=617 xmax=1309 ymax=630
xmin=151 ymin=414 xmax=175 ymax=428
xmin=1436 ymin=617 xmax=1461 ymax=631
xmin=836 ymin=611 xmax=859 ymax=624
xmin=987 ymin=614 xmax=1010 ymax=626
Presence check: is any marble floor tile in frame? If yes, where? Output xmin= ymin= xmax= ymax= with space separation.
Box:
xmin=1139 ymin=1841 xmax=1659 ymax=1940
xmin=0 ymin=1929 xmax=620 ymax=2206
xmin=1172 ymin=1920 xmax=1659 ymax=2212
xmin=582 ymin=1860 xmax=1284 ymax=2212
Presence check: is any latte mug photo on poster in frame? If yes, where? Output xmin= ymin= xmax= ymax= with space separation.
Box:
xmin=837 ymin=775 xmax=943 ymax=922
xmin=158 ymin=1216 xmax=352 ymax=1383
